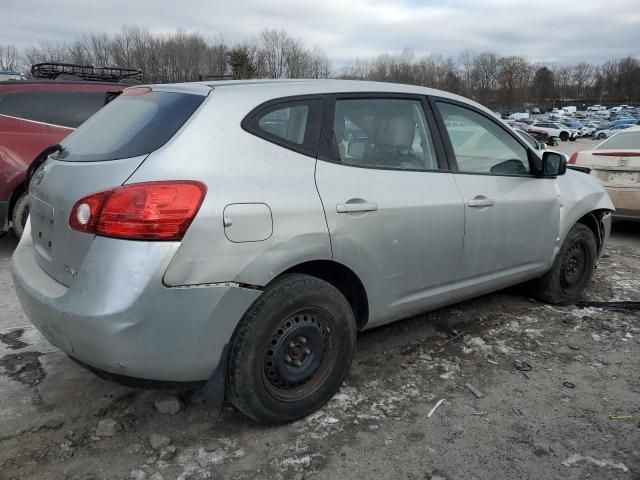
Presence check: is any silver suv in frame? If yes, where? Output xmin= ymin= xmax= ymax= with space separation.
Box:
xmin=11 ymin=80 xmax=613 ymax=424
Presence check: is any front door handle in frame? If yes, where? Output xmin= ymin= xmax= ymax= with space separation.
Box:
xmin=336 ymin=201 xmax=378 ymax=213
xmin=468 ymin=196 xmax=495 ymax=207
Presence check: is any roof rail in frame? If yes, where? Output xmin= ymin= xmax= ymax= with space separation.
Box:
xmin=31 ymin=62 xmax=143 ymax=82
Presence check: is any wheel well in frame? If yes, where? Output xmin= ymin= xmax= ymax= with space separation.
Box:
xmin=282 ymin=260 xmax=369 ymax=331
xmin=8 ymin=181 xmax=27 ymax=218
xmin=576 ymin=210 xmax=609 ymax=254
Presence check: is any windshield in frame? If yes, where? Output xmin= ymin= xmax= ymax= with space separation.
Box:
xmin=596 ymin=131 xmax=640 ymax=150
xmin=54 ymin=90 xmax=205 ymax=162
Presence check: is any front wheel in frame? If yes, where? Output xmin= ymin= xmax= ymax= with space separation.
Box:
xmin=530 ymin=223 xmax=597 ymax=304
xmin=11 ymin=192 xmax=29 ymax=239
xmin=597 ymin=133 xmax=606 ymax=140
xmin=227 ymin=274 xmax=357 ymax=424
xmin=559 ymin=132 xmax=569 ymax=141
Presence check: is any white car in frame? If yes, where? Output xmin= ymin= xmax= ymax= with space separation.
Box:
xmin=581 ymin=123 xmax=599 ymax=136
xmin=587 ymin=105 xmax=605 ymax=111
xmin=593 ymin=124 xmax=634 ymax=140
xmin=531 ymin=122 xmax=579 ymax=141
xmin=569 ymin=126 xmax=640 ymax=220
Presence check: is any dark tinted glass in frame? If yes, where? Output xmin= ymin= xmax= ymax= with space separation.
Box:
xmin=243 ymin=98 xmax=323 ymax=157
xmin=0 ymin=91 xmax=108 ymax=128
xmin=55 ymin=91 xmax=204 ymax=162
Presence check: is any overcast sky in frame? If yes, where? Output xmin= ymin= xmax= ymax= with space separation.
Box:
xmin=4 ymin=0 xmax=640 ymax=65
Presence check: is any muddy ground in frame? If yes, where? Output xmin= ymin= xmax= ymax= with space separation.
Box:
xmin=0 ymin=223 xmax=639 ymax=480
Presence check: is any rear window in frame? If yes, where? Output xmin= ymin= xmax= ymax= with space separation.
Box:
xmin=54 ymin=90 xmax=205 ymax=162
xmin=0 ymin=91 xmax=108 ymax=128
xmin=596 ymin=131 xmax=640 ymax=150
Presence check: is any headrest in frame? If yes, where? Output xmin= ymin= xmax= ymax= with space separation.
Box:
xmin=373 ymin=115 xmax=415 ymax=149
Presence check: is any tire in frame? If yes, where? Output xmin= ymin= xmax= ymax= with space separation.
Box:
xmin=597 ymin=133 xmax=606 ymax=140
xmin=531 ymin=223 xmax=597 ymax=304
xmin=227 ymin=273 xmax=357 ymax=424
xmin=569 ymin=137 xmax=576 ymax=142
xmin=11 ymin=192 xmax=29 ymax=239
xmin=559 ymin=131 xmax=569 ymax=141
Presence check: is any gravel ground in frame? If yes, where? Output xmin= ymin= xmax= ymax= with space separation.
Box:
xmin=0 ymin=222 xmax=639 ymax=480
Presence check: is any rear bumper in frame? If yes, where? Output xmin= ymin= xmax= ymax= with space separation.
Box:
xmin=606 ymin=187 xmax=640 ymax=220
xmin=11 ymin=226 xmax=261 ymax=382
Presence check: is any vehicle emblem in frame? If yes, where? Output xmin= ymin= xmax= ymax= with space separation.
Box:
xmin=619 ymin=158 xmax=629 ymax=167
xmin=33 ymin=165 xmax=47 ymax=185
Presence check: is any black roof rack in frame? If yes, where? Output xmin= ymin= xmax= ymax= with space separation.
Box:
xmin=31 ymin=62 xmax=142 ymax=83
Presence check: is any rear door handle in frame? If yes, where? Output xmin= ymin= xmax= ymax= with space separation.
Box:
xmin=336 ymin=202 xmax=378 ymax=213
xmin=468 ymin=196 xmax=495 ymax=207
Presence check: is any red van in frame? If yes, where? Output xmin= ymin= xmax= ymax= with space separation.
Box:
xmin=0 ymin=63 xmax=139 ymax=237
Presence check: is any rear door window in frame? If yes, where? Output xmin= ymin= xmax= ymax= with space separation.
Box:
xmin=330 ymin=98 xmax=439 ymax=171
xmin=0 ymin=91 xmax=108 ymax=128
xmin=242 ymin=97 xmax=323 ymax=157
xmin=54 ymin=90 xmax=205 ymax=162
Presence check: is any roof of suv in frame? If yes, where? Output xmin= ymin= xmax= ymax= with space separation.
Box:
xmin=146 ymin=79 xmax=488 ymax=114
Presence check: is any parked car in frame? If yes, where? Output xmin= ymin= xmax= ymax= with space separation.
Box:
xmin=513 ymin=127 xmax=564 ymax=158
xmin=569 ymin=126 xmax=640 ymax=220
xmin=11 ymin=80 xmax=613 ymax=424
xmin=0 ymin=63 xmax=139 ymax=237
xmin=561 ymin=121 xmax=585 ymax=136
xmin=581 ymin=122 xmax=599 ymax=136
xmin=593 ymin=123 xmax=634 ymax=140
xmin=608 ymin=118 xmax=639 ymax=127
xmin=531 ymin=121 xmax=579 ymax=141
xmin=0 ymin=70 xmax=25 ymax=81
xmin=587 ymin=104 xmax=605 ymax=111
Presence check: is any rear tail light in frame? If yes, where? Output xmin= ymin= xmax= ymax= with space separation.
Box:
xmin=69 ymin=181 xmax=206 ymax=240
xmin=568 ymin=152 xmax=578 ymax=164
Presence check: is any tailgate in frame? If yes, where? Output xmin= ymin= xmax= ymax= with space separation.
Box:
xmin=29 ymin=156 xmax=147 ymax=286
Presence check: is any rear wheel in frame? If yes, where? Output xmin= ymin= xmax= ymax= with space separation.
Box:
xmin=227 ymin=274 xmax=356 ymax=424
xmin=597 ymin=132 xmax=606 ymax=140
xmin=11 ymin=192 xmax=29 ymax=239
xmin=530 ymin=223 xmax=597 ymax=304
xmin=559 ymin=131 xmax=569 ymax=141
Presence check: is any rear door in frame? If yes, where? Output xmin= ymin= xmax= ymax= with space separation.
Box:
xmin=431 ymin=98 xmax=559 ymax=287
xmin=28 ymin=88 xmax=207 ymax=286
xmin=315 ymin=94 xmax=464 ymax=327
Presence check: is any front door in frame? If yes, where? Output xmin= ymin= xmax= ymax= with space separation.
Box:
xmin=315 ymin=95 xmax=465 ymax=327
xmin=432 ymin=99 xmax=560 ymax=288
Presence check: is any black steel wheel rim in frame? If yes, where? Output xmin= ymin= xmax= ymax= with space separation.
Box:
xmin=560 ymin=242 xmax=588 ymax=294
xmin=261 ymin=307 xmax=336 ymax=402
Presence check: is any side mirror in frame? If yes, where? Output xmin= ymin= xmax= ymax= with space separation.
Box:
xmin=538 ymin=142 xmax=547 ymax=150
xmin=542 ymin=151 xmax=566 ymax=177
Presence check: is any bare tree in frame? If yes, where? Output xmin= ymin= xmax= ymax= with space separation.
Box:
xmin=0 ymin=45 xmax=20 ymax=71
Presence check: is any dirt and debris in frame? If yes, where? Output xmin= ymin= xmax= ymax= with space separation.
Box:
xmin=0 ymin=351 xmax=45 ymax=386
xmin=1 ymin=231 xmax=639 ymax=479
xmin=0 ymin=328 xmax=29 ymax=350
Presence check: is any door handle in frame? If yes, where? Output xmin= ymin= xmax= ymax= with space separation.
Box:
xmin=336 ymin=202 xmax=378 ymax=213
xmin=468 ymin=196 xmax=495 ymax=207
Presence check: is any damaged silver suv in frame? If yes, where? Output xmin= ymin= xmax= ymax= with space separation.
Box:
xmin=11 ymin=80 xmax=613 ymax=424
